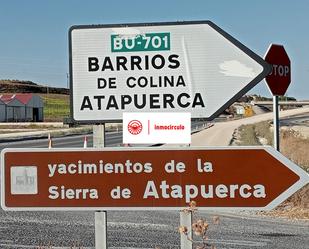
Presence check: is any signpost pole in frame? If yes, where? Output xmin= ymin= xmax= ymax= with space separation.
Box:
xmin=93 ymin=124 xmax=107 ymax=249
xmin=180 ymin=211 xmax=193 ymax=249
xmin=180 ymin=143 xmax=193 ymax=249
xmin=273 ymin=96 xmax=280 ymax=151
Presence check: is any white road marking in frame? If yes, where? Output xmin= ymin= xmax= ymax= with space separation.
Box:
xmin=0 ymin=245 xmax=93 ymax=249
xmin=207 ymin=238 xmax=270 ymax=247
xmin=108 ymin=221 xmax=171 ymax=230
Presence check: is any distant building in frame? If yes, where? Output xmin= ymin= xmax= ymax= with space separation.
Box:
xmin=0 ymin=94 xmax=44 ymax=122
xmin=233 ymin=104 xmax=245 ymax=115
xmin=0 ymin=98 xmax=5 ymax=121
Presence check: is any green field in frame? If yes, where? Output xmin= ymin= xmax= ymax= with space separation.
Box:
xmin=39 ymin=94 xmax=70 ymax=121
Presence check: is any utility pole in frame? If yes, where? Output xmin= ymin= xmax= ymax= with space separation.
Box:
xmin=66 ymin=73 xmax=69 ymax=89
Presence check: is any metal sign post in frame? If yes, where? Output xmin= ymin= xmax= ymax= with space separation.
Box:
xmin=180 ymin=211 xmax=193 ymax=249
xmin=93 ymin=124 xmax=107 ymax=249
xmin=273 ymin=96 xmax=280 ymax=151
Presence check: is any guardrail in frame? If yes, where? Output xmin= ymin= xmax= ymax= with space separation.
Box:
xmin=253 ymin=101 xmax=309 ymax=106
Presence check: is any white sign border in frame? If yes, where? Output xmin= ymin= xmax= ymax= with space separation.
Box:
xmin=68 ymin=20 xmax=271 ymax=124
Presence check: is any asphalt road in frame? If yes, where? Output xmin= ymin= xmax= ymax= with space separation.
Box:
xmin=0 ymin=118 xmax=308 ymax=248
xmin=0 ymin=132 xmax=122 ymax=151
xmin=279 ymin=113 xmax=309 ymax=126
xmin=0 ymin=209 xmax=308 ymax=249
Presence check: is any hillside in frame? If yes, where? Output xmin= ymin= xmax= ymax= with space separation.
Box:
xmin=0 ymin=79 xmax=69 ymax=95
xmin=39 ymin=94 xmax=70 ymax=121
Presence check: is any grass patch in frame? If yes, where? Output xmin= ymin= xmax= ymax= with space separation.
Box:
xmin=280 ymin=130 xmax=309 ymax=209
xmin=237 ymin=124 xmax=260 ymax=145
xmin=281 ymin=129 xmax=309 ymax=172
xmin=255 ymin=121 xmax=273 ymax=145
xmin=237 ymin=122 xmax=308 ymax=171
xmin=39 ymin=94 xmax=70 ymax=121
xmin=237 ymin=121 xmax=273 ymax=146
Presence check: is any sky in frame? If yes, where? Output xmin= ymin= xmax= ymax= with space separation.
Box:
xmin=0 ymin=0 xmax=308 ymax=100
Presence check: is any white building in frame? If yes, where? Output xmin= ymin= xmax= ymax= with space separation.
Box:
xmin=0 ymin=94 xmax=44 ymax=122
xmin=233 ymin=104 xmax=245 ymax=115
xmin=0 ymin=99 xmax=5 ymax=121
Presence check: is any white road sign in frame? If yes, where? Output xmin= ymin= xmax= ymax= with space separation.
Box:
xmin=69 ymin=21 xmax=271 ymax=123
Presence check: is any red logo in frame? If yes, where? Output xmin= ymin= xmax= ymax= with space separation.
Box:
xmin=127 ymin=120 xmax=143 ymax=135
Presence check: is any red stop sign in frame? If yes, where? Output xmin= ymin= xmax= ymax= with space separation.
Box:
xmin=264 ymin=44 xmax=291 ymax=96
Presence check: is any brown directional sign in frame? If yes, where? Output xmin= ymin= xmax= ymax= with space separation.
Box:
xmin=1 ymin=147 xmax=308 ymax=211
